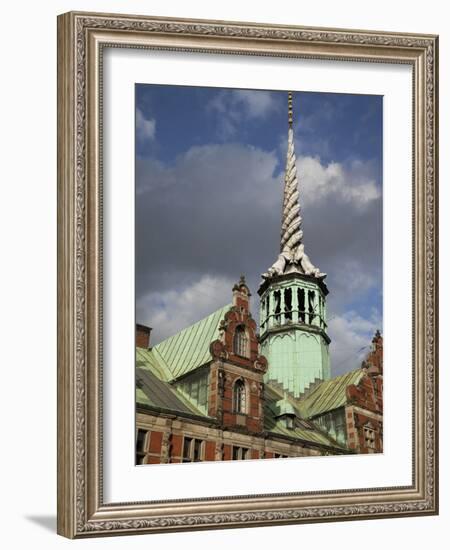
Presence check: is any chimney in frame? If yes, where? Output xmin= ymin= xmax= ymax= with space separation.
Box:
xmin=136 ymin=324 xmax=152 ymax=349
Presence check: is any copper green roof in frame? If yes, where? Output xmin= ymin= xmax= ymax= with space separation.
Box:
xmin=264 ymin=383 xmax=346 ymax=451
xmin=296 ymin=368 xmax=365 ymax=419
xmin=136 ymin=367 xmax=206 ymax=416
xmin=137 ymin=304 xmax=231 ymax=381
xmin=267 ymin=417 xmax=344 ymax=448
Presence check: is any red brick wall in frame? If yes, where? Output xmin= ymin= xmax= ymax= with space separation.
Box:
xmin=141 ymin=430 xmax=163 ymax=464
xmin=136 ymin=324 xmax=151 ymax=348
xmin=216 ymin=371 xmax=264 ymax=433
xmin=170 ymin=433 xmax=183 ymax=463
xmin=354 ymin=412 xmax=382 ymax=453
xmin=205 ymin=441 xmax=216 ymax=461
xmin=206 ymin=279 xmax=268 ymax=434
xmin=137 ymin=422 xmax=330 ymax=464
xmin=346 ymin=374 xmax=382 ymax=416
xmin=345 ymin=408 xmax=382 ymax=453
xmin=223 ymin=444 xmax=231 ymax=461
xmin=208 ymin=365 xmax=219 ymax=418
xmin=149 ymin=431 xmax=162 ymax=453
xmin=345 ymin=333 xmax=383 ymax=453
xmin=365 ymin=331 xmax=383 ymax=373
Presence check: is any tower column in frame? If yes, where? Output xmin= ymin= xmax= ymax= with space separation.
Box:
xmin=292 ymin=286 xmax=298 ymax=323
xmin=312 ymin=290 xmax=318 ymax=326
xmin=269 ymin=291 xmax=276 ymax=329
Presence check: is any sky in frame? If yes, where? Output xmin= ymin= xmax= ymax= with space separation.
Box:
xmin=135 ymin=84 xmax=383 ymax=375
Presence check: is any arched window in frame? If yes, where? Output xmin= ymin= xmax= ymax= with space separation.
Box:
xmin=233 ymin=325 xmax=248 ymax=357
xmin=233 ymin=379 xmax=246 ymax=414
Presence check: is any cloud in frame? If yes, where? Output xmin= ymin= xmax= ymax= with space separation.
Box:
xmin=298 ymin=156 xmax=380 ymax=209
xmin=135 ymin=141 xmax=382 ymax=373
xmin=207 ymin=90 xmax=282 ymax=137
xmin=135 ymin=143 xmax=282 ymax=300
xmin=136 ymin=108 xmax=156 ymax=141
xmin=328 ymin=310 xmax=382 ymax=375
xmin=137 ymin=275 xmax=235 ymax=344
xmin=232 ymin=90 xmax=281 ymax=118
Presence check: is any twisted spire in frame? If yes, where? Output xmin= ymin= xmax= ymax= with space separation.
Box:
xmin=280 ymin=92 xmax=303 ymax=256
xmin=262 ymin=92 xmax=325 ymax=280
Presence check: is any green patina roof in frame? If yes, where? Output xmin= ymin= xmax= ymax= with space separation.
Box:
xmin=296 ymin=368 xmax=366 ymax=419
xmin=136 ymin=367 xmax=206 ymax=416
xmin=264 ymin=383 xmax=346 ymax=450
xmin=267 ymin=417 xmax=344 ymax=448
xmin=137 ymin=303 xmax=231 ymax=381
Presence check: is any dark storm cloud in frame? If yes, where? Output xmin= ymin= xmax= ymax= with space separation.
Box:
xmin=136 ymin=143 xmax=382 ymax=356
xmin=136 ymin=144 xmax=282 ymax=301
xmin=135 ymin=87 xmax=382 ymax=372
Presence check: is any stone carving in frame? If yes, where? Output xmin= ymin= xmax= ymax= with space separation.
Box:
xmin=210 ymin=339 xmax=227 ymax=360
xmin=253 ymin=356 xmax=268 ymax=374
xmin=295 ymin=244 xmax=324 ymax=278
xmin=215 ymin=441 xmax=224 ymax=461
xmin=160 ymin=431 xmax=171 ymax=464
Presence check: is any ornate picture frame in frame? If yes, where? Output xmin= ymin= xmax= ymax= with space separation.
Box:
xmin=57 ymin=11 xmax=438 ymax=538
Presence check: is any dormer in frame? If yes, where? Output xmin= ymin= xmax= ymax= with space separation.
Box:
xmin=274 ymin=396 xmax=297 ymax=429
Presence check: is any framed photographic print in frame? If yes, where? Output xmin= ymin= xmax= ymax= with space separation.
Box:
xmin=57 ymin=11 xmax=439 ymax=538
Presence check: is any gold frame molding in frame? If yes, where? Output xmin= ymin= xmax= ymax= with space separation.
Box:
xmin=57 ymin=11 xmax=439 ymax=538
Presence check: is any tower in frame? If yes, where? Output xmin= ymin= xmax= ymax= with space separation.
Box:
xmin=208 ymin=276 xmax=268 ymax=436
xmin=258 ymin=92 xmax=331 ymax=398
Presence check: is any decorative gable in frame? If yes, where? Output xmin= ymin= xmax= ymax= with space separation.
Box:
xmin=207 ymin=276 xmax=268 ymax=434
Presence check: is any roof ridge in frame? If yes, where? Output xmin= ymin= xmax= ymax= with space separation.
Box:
xmin=298 ymin=368 xmax=365 ymax=418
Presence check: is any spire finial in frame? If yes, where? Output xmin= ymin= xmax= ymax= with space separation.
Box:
xmin=288 ymin=91 xmax=293 ymax=127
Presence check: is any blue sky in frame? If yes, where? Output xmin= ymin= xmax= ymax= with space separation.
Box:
xmin=135 ymin=84 xmax=383 ymax=375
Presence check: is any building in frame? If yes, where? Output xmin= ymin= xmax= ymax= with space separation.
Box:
xmin=135 ymin=92 xmax=383 ymax=464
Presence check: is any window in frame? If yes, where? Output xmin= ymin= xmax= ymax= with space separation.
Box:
xmin=284 ymin=288 xmax=292 ymax=320
xmin=136 ymin=428 xmax=148 ymax=464
xmin=274 ymin=453 xmax=288 ymax=458
xmin=308 ymin=290 xmax=315 ymax=324
xmin=363 ymin=425 xmax=376 ymax=450
xmin=232 ymin=446 xmax=250 ymax=460
xmin=285 ymin=415 xmax=294 ymax=429
xmin=233 ymin=379 xmax=247 ymax=414
xmin=233 ymin=325 xmax=248 ymax=357
xmin=182 ymin=437 xmax=204 ymax=462
xmin=298 ymin=288 xmax=305 ymax=322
